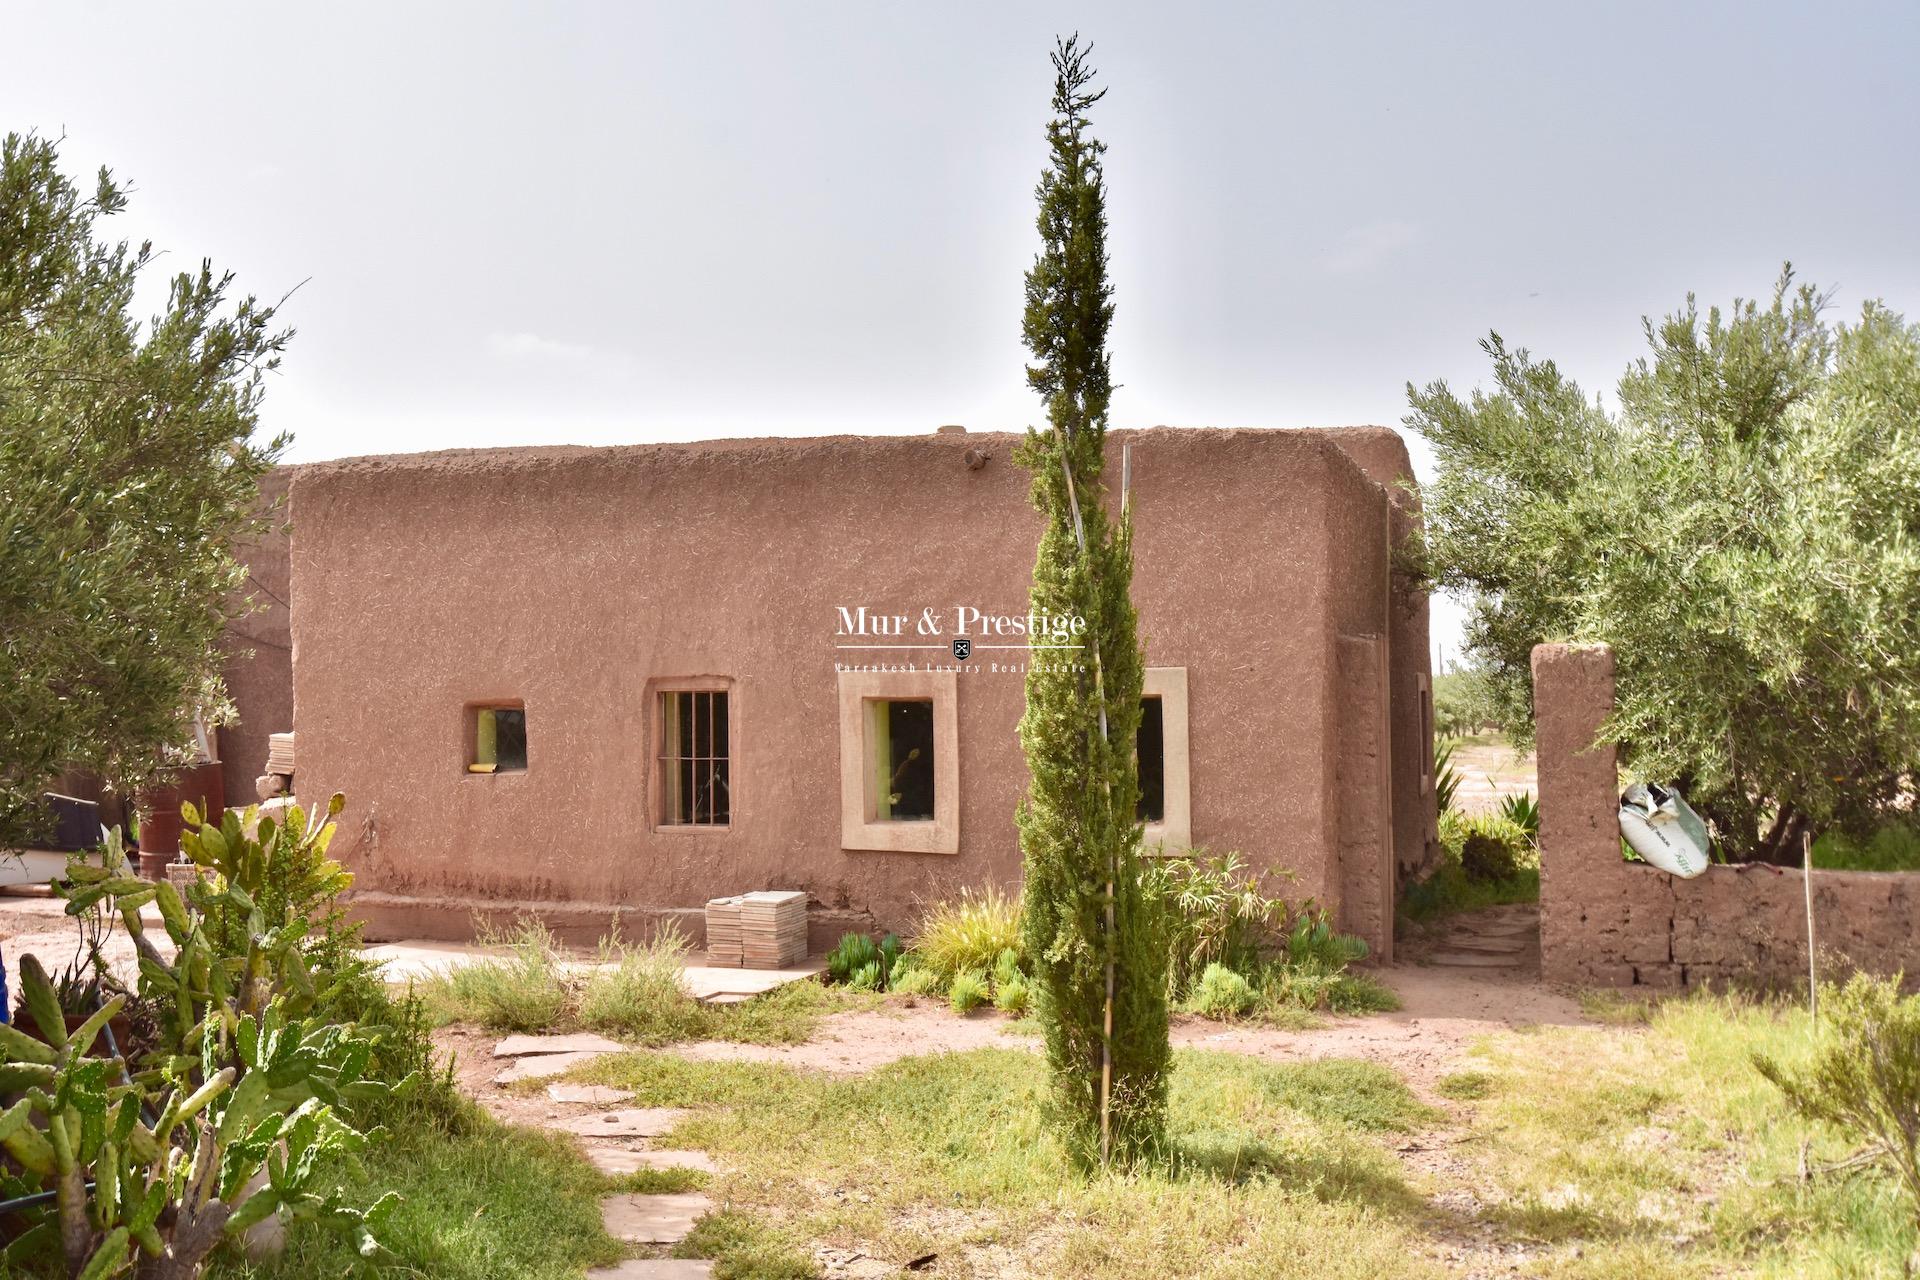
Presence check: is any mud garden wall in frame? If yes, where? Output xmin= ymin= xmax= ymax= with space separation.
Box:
xmin=1533 ymin=642 xmax=1920 ymax=989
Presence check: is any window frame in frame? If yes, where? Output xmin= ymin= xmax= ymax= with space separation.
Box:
xmin=837 ymin=669 xmax=958 ymax=854
xmin=1141 ymin=667 xmax=1191 ymax=852
xmin=650 ymin=676 xmax=736 ymax=833
xmin=465 ymin=701 xmax=528 ymax=776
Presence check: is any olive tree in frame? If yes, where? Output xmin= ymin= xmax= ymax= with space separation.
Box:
xmin=0 ymin=132 xmax=288 ymax=847
xmin=1409 ymin=269 xmax=1920 ymax=861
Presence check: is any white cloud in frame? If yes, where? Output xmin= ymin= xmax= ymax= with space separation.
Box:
xmin=1317 ymin=220 xmax=1421 ymax=276
xmin=485 ymin=330 xmax=599 ymax=362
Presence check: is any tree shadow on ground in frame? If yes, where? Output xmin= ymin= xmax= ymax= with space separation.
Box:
xmin=1168 ymin=1133 xmax=1429 ymax=1217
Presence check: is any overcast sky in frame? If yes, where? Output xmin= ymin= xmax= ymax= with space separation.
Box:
xmin=9 ymin=1 xmax=1918 ymax=658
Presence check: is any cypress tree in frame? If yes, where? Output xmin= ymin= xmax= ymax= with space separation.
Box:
xmin=1014 ymin=35 xmax=1170 ymax=1169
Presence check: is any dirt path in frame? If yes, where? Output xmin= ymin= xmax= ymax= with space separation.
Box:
xmin=1449 ymin=736 xmax=1537 ymax=816
xmin=601 ymin=951 xmax=1588 ymax=1099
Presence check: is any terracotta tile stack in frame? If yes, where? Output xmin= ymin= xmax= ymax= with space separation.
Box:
xmin=256 ymin=732 xmax=296 ymax=801
xmin=739 ymin=890 xmax=808 ymax=969
xmin=704 ymin=896 xmax=743 ymax=967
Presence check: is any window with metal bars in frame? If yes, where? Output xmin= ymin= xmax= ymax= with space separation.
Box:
xmin=659 ymin=689 xmax=730 ymax=826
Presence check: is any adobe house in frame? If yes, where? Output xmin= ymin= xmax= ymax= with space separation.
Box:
xmin=226 ymin=426 xmax=1435 ymax=960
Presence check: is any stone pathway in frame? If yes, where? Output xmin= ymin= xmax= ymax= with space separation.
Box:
xmin=488 ymin=1035 xmax=724 ymax=1274
xmin=602 ymin=1191 xmax=714 ymax=1243
xmin=1421 ymin=902 xmax=1540 ymax=972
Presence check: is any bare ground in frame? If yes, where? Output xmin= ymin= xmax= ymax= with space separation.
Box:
xmin=434 ymin=937 xmax=1587 ymax=1124
xmin=1450 ymin=737 xmax=1538 ymax=816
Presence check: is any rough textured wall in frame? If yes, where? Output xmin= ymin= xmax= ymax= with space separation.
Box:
xmin=1319 ymin=445 xmax=1396 ymax=958
xmin=291 ymin=428 xmax=1409 ymax=951
xmin=1333 ymin=635 xmax=1393 ymax=961
xmin=217 ymin=467 xmax=295 ymax=805
xmin=1534 ymin=642 xmax=1920 ymax=989
xmin=1311 ymin=428 xmax=1434 ymax=880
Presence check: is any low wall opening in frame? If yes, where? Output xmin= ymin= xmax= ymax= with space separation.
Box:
xmin=1532 ymin=642 xmax=1920 ymax=990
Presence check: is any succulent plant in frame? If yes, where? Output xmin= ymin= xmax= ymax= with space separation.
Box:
xmin=0 ymin=796 xmax=406 ymax=1279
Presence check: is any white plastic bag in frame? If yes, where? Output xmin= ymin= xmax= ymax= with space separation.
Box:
xmin=1619 ymin=782 xmax=1713 ymax=877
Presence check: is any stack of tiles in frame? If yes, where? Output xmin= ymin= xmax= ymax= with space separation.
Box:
xmin=704 ymin=896 xmax=743 ymax=967
xmin=256 ymin=732 xmax=297 ymax=801
xmin=739 ymin=890 xmax=807 ymax=969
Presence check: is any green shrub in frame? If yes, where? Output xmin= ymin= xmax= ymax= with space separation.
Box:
xmin=1813 ymin=823 xmax=1920 ymax=872
xmin=989 ymin=948 xmax=1030 ymax=1014
xmin=424 ymin=918 xmax=572 ymax=1032
xmin=579 ymin=924 xmax=711 ymax=1045
xmin=915 ymin=888 xmax=1022 ymax=980
xmin=1496 ymin=791 xmax=1541 ymax=844
xmin=826 ymin=932 xmax=906 ymax=991
xmin=994 ymin=974 xmax=1032 ymax=1015
xmin=1188 ymin=963 xmax=1257 ymax=1019
xmin=1321 ymin=971 xmax=1401 ymax=1015
xmin=1256 ymin=958 xmax=1400 ymax=1018
xmin=1459 ymin=814 xmax=1529 ymax=884
xmin=1434 ymin=737 xmax=1463 ymax=814
xmin=321 ymin=956 xmax=463 ymax=1128
xmin=1287 ymin=914 xmax=1369 ymax=969
xmin=890 ymin=960 xmax=943 ymax=998
xmin=1754 ymin=974 xmax=1920 ymax=1233
xmin=1144 ymin=847 xmax=1289 ymax=993
xmin=948 ymin=969 xmax=991 ymax=1015
xmin=1400 ymin=811 xmax=1541 ymax=920
xmin=826 ymin=932 xmax=878 ymax=984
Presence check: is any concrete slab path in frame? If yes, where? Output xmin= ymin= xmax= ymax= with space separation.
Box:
xmin=586 ymin=1261 xmax=714 ymax=1278
xmin=556 ymin=1107 xmax=692 ymax=1138
xmin=600 ymin=1191 xmax=712 ymax=1244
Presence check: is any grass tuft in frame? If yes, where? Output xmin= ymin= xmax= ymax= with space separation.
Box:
xmin=420 ymin=918 xmax=570 ymax=1032
xmin=913 ymin=887 xmax=1022 ymax=980
xmin=578 ymin=922 xmax=712 ymax=1043
xmin=1436 ymin=1070 xmax=1495 ymax=1101
xmin=605 ymin=1166 xmax=710 ymax=1195
xmin=672 ymin=1209 xmax=819 ymax=1280
xmin=417 ymin=920 xmax=862 ymax=1046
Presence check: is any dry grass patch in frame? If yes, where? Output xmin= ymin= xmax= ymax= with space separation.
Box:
xmin=568 ymin=1045 xmax=1446 ymax=1279
xmin=1454 ymin=991 xmax=1918 ymax=1275
xmin=418 ymin=918 xmax=868 ymax=1046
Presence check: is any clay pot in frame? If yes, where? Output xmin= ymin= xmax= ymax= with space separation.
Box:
xmin=135 ymin=759 xmax=224 ymax=865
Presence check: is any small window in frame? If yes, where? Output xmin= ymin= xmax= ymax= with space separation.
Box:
xmin=660 ymin=689 xmax=730 ymax=826
xmin=472 ymin=707 xmax=527 ymax=773
xmin=1136 ymin=695 xmax=1165 ymax=823
xmin=869 ymin=699 xmax=934 ymax=821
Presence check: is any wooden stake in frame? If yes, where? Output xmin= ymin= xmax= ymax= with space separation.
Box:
xmin=1803 ymin=829 xmax=1818 ymax=1026
xmin=1057 ymin=443 xmax=1116 ymax=1166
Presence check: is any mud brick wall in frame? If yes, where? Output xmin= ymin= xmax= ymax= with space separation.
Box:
xmin=1533 ymin=642 xmax=1920 ymax=989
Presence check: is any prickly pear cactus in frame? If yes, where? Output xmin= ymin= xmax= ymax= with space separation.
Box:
xmin=0 ymin=797 xmax=407 ymax=1279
